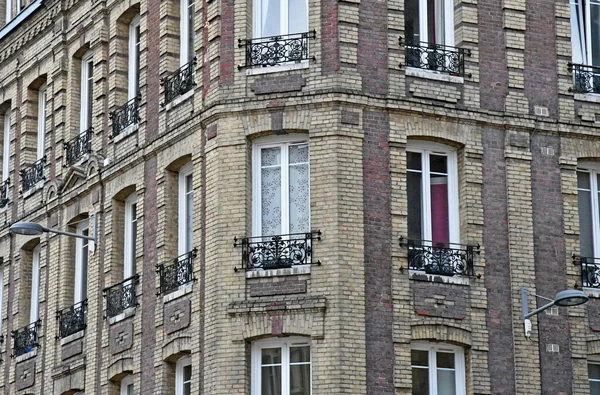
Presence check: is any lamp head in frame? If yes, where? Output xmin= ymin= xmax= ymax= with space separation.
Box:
xmin=9 ymin=222 xmax=47 ymax=236
xmin=554 ymin=289 xmax=589 ymax=307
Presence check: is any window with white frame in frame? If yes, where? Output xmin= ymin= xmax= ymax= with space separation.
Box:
xmin=30 ymin=245 xmax=40 ymax=324
xmin=404 ymin=0 xmax=454 ymax=46
xmin=128 ymin=16 xmax=141 ymax=101
xmin=406 ymin=141 xmax=459 ymax=246
xmin=571 ymin=0 xmax=600 ymax=66
xmin=411 ymin=342 xmax=466 ymax=395
xmin=74 ymin=221 xmax=89 ymax=304
xmin=5 ymin=0 xmax=11 ymax=22
xmin=252 ymin=135 xmax=310 ymax=237
xmin=180 ymin=0 xmax=195 ymax=65
xmin=121 ymin=375 xmax=134 ymax=395
xmin=0 ymin=269 xmax=4 ymax=336
xmin=179 ymin=163 xmax=194 ymax=255
xmin=176 ymin=356 xmax=192 ymax=395
xmin=37 ymin=85 xmax=47 ymax=161
xmin=3 ymin=109 xmax=10 ymax=184
xmin=590 ymin=360 xmax=600 ymax=394
xmin=80 ymin=53 xmax=94 ymax=132
xmin=124 ymin=194 xmax=138 ymax=280
xmin=251 ymin=337 xmax=311 ymax=395
xmin=253 ymin=0 xmax=308 ymax=38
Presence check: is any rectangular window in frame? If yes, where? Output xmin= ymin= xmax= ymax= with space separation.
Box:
xmin=571 ymin=0 xmax=600 ymax=66
xmin=180 ymin=0 xmax=195 ymax=65
xmin=80 ymin=53 xmax=94 ymax=132
xmin=128 ymin=16 xmax=141 ymax=100
xmin=404 ymin=0 xmax=454 ymax=45
xmin=411 ymin=342 xmax=466 ymax=395
xmin=74 ymin=222 xmax=89 ymax=303
xmin=121 ymin=375 xmax=134 ymax=395
xmin=252 ymin=137 xmax=310 ymax=237
xmin=3 ymin=110 xmax=10 ymax=182
xmin=252 ymin=337 xmax=311 ymax=395
xmin=37 ymin=86 xmax=46 ymax=160
xmin=179 ymin=164 xmax=194 ymax=255
xmin=30 ymin=245 xmax=40 ymax=324
xmin=176 ymin=356 xmax=192 ymax=395
xmin=124 ymin=194 xmax=137 ymax=279
xmin=0 ymin=269 xmax=4 ymax=335
xmin=590 ymin=362 xmax=600 ymax=394
xmin=253 ymin=0 xmax=308 ymax=38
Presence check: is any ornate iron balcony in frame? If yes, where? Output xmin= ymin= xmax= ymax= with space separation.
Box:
xmin=109 ymin=95 xmax=140 ymax=138
xmin=57 ymin=300 xmax=87 ymax=339
xmin=157 ymin=249 xmax=197 ymax=296
xmin=569 ymin=63 xmax=600 ymax=94
xmin=20 ymin=157 xmax=45 ymax=191
xmin=64 ymin=128 xmax=92 ymax=166
xmin=162 ymin=58 xmax=196 ymax=105
xmin=574 ymin=255 xmax=600 ymax=288
xmin=238 ymin=30 xmax=316 ymax=69
xmin=0 ymin=178 xmax=9 ymax=208
xmin=399 ymin=38 xmax=471 ymax=77
xmin=11 ymin=320 xmax=40 ymax=357
xmin=103 ymin=275 xmax=139 ymax=319
xmin=399 ymin=237 xmax=479 ymax=277
xmin=234 ymin=231 xmax=321 ymax=271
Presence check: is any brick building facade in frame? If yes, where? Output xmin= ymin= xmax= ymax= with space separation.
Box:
xmin=0 ymin=0 xmax=596 ymax=393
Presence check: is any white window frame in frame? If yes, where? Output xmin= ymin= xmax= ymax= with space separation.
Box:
xmin=406 ymin=141 xmax=460 ymax=245
xmin=252 ymin=134 xmax=310 ymax=237
xmin=37 ymin=85 xmax=47 ymax=160
xmin=251 ymin=336 xmax=312 ymax=395
xmin=124 ymin=193 xmax=137 ymax=279
xmin=180 ymin=0 xmax=195 ymax=66
xmin=406 ymin=0 xmax=454 ymax=46
xmin=80 ymin=52 xmax=94 ymax=132
xmin=176 ymin=355 xmax=192 ymax=395
xmin=411 ymin=341 xmax=466 ymax=395
xmin=74 ymin=220 xmax=89 ymax=304
xmin=3 ymin=109 xmax=10 ymax=183
xmin=5 ymin=0 xmax=12 ymax=22
xmin=128 ymin=16 xmax=141 ymax=101
xmin=589 ymin=357 xmax=600 ymax=394
xmin=15 ymin=0 xmax=19 ymax=14
xmin=120 ymin=375 xmax=134 ymax=395
xmin=30 ymin=245 xmax=41 ymax=324
xmin=577 ymin=162 xmax=600 ymax=258
xmin=178 ymin=163 xmax=193 ymax=255
xmin=0 ymin=269 xmax=4 ymax=334
xmin=570 ymin=0 xmax=600 ymax=66
xmin=252 ymin=0 xmax=309 ymax=38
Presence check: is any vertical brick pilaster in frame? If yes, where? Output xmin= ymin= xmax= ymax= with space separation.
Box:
xmin=321 ymin=0 xmax=339 ymax=73
xmin=363 ymin=110 xmax=394 ymax=394
xmin=482 ymin=128 xmax=516 ymax=394
xmin=140 ymin=155 xmax=158 ymax=394
xmin=530 ymin=134 xmax=572 ymax=394
xmin=357 ymin=0 xmax=388 ymax=95
xmin=219 ymin=0 xmax=234 ymax=85
xmin=146 ymin=0 xmax=161 ymax=141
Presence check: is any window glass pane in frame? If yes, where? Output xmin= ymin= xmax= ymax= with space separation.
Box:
xmin=261 ymin=0 xmax=280 ymax=37
xmin=411 ymin=367 xmax=429 ymax=395
xmin=86 ymin=60 xmax=93 ymax=129
xmin=186 ymin=173 xmax=194 ymax=250
xmin=81 ymin=228 xmax=89 ymax=301
xmin=591 ymin=2 xmax=600 ymax=66
xmin=407 ymin=171 xmax=423 ymax=240
xmin=183 ymin=364 xmax=192 ymax=395
xmin=590 ymin=363 xmax=600 ymax=380
xmin=289 ymin=364 xmax=310 ymax=395
xmin=127 ymin=383 xmax=134 ymax=395
xmin=404 ymin=0 xmax=420 ymax=43
xmin=262 ymin=347 xmax=282 ymax=364
xmin=290 ymin=346 xmax=310 ymax=363
xmin=411 ymin=349 xmax=429 ymax=366
xmin=433 ymin=0 xmax=445 ymax=44
xmin=579 ymin=184 xmax=594 ymax=257
xmin=131 ymin=203 xmax=137 ymax=274
xmin=262 ymin=147 xmax=282 ymax=236
xmin=188 ymin=0 xmax=195 ymax=61
xmin=407 ymin=152 xmax=422 ymax=171
xmin=289 ymin=162 xmax=309 ymax=234
xmin=261 ymin=366 xmax=282 ymax=395
xmin=591 ymin=380 xmax=600 ymax=394
xmin=436 ymin=351 xmax=455 ymax=369
xmin=430 ymin=173 xmax=449 ymax=245
xmin=430 ymin=154 xmax=447 ymax=174
xmin=262 ymin=147 xmax=281 ymax=166
xmin=437 ymin=369 xmax=456 ymax=395
xmin=288 ymin=0 xmax=307 ymax=34
xmin=579 ymin=171 xmax=592 ymax=190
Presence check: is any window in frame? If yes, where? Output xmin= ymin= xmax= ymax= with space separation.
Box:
xmin=176 ymin=356 xmax=192 ymax=395
xmin=0 ymin=269 xmax=4 ymax=334
xmin=74 ymin=221 xmax=89 ymax=303
xmin=5 ymin=0 xmax=11 ymax=22
xmin=590 ymin=361 xmax=600 ymax=394
xmin=121 ymin=375 xmax=134 ymax=395
xmin=252 ymin=136 xmax=310 ymax=237
xmin=80 ymin=53 xmax=94 ymax=132
xmin=30 ymin=245 xmax=40 ymax=324
xmin=179 ymin=163 xmax=193 ymax=255
xmin=411 ymin=342 xmax=466 ymax=395
xmin=3 ymin=109 xmax=9 ymax=194
xmin=128 ymin=16 xmax=140 ymax=101
xmin=180 ymin=0 xmax=195 ymax=65
xmin=251 ymin=337 xmax=311 ymax=395
xmin=571 ymin=0 xmax=600 ymax=66
xmin=124 ymin=193 xmax=137 ymax=279
xmin=37 ymin=85 xmax=46 ymax=160
xmin=253 ymin=0 xmax=308 ymax=38
xmin=404 ymin=0 xmax=454 ymax=45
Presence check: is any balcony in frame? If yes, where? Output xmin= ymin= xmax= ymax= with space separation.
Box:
xmin=574 ymin=255 xmax=600 ymax=288
xmin=569 ymin=63 xmax=600 ymax=94
xmin=109 ymin=95 xmax=140 ymax=138
xmin=162 ymin=58 xmax=196 ymax=105
xmin=20 ymin=157 xmax=45 ymax=191
xmin=103 ymin=275 xmax=138 ymax=319
xmin=11 ymin=320 xmax=40 ymax=357
xmin=0 ymin=178 xmax=9 ymax=208
xmin=157 ymin=249 xmax=197 ymax=296
xmin=400 ymin=38 xmax=471 ymax=77
xmin=238 ymin=30 xmax=316 ymax=69
xmin=57 ymin=300 xmax=87 ymax=339
xmin=234 ymin=231 xmax=321 ymax=272
xmin=399 ymin=238 xmax=479 ymax=277
xmin=64 ymin=128 xmax=92 ymax=166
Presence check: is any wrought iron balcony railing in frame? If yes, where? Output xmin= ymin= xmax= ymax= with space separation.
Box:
xmin=0 ymin=178 xmax=9 ymax=208
xmin=103 ymin=275 xmax=139 ymax=319
xmin=162 ymin=58 xmax=196 ymax=105
xmin=64 ymin=128 xmax=92 ymax=166
xmin=569 ymin=63 xmax=600 ymax=94
xmin=57 ymin=300 xmax=87 ymax=339
xmin=399 ymin=38 xmax=471 ymax=77
xmin=238 ymin=30 xmax=316 ymax=69
xmin=20 ymin=157 xmax=45 ymax=191
xmin=109 ymin=95 xmax=140 ymax=138
xmin=11 ymin=320 xmax=40 ymax=357
xmin=157 ymin=249 xmax=197 ymax=296
xmin=234 ymin=231 xmax=321 ymax=271
xmin=399 ymin=237 xmax=479 ymax=277
xmin=574 ymin=255 xmax=600 ymax=288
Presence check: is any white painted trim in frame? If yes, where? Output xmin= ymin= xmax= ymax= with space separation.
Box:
xmin=3 ymin=109 xmax=10 ymax=182
xmin=176 ymin=355 xmax=192 ymax=395
xmin=74 ymin=221 xmax=89 ymax=303
xmin=251 ymin=337 xmax=311 ymax=395
xmin=577 ymin=167 xmax=600 ymax=257
xmin=121 ymin=375 xmax=134 ymax=395
xmin=163 ymin=283 xmax=193 ymax=303
xmin=37 ymin=85 xmax=47 ymax=160
xmin=128 ymin=16 xmax=141 ymax=101
xmin=411 ymin=341 xmax=466 ymax=395
xmin=30 ymin=245 xmax=41 ymax=324
xmin=408 ymin=269 xmax=470 ymax=285
xmin=80 ymin=52 xmax=94 ymax=132
xmin=5 ymin=0 xmax=11 ymax=23
xmin=178 ymin=163 xmax=193 ymax=255
xmin=59 ymin=329 xmax=84 ymax=345
xmin=124 ymin=193 xmax=138 ymax=279
xmin=0 ymin=0 xmax=43 ymax=41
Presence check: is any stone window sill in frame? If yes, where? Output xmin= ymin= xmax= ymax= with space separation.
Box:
xmin=15 ymin=348 xmax=37 ymax=363
xmin=574 ymin=92 xmax=600 ymax=103
xmin=165 ymin=89 xmax=194 ymax=111
xmin=584 ymin=288 xmax=600 ymax=298
xmin=408 ymin=270 xmax=470 ymax=286
xmin=246 ymin=61 xmax=309 ymax=76
xmin=405 ymin=67 xmax=464 ymax=84
xmin=60 ymin=330 xmax=85 ymax=346
xmin=245 ymin=265 xmax=311 ymax=279
xmin=163 ymin=283 xmax=193 ymax=303
xmin=22 ymin=180 xmax=44 ymax=198
xmin=113 ymin=124 xmax=139 ymax=143
xmin=108 ymin=307 xmax=136 ymax=325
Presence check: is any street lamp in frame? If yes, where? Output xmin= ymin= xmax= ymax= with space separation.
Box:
xmin=9 ymin=214 xmax=97 ymax=243
xmin=521 ymin=286 xmax=588 ymax=337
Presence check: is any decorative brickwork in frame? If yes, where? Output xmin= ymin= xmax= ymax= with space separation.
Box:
xmin=249 ymin=280 xmax=307 ymax=297
xmin=250 ymin=75 xmax=306 ymax=95
xmin=164 ymin=298 xmax=191 ymax=334
xmin=109 ymin=321 xmax=134 ymax=355
xmin=15 ymin=360 xmax=35 ymax=390
xmin=412 ymin=282 xmax=469 ymax=320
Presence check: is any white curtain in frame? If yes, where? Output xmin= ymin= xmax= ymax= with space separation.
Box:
xmin=261 ymin=0 xmax=281 ymax=37
xmin=289 ymin=144 xmax=309 ymax=234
